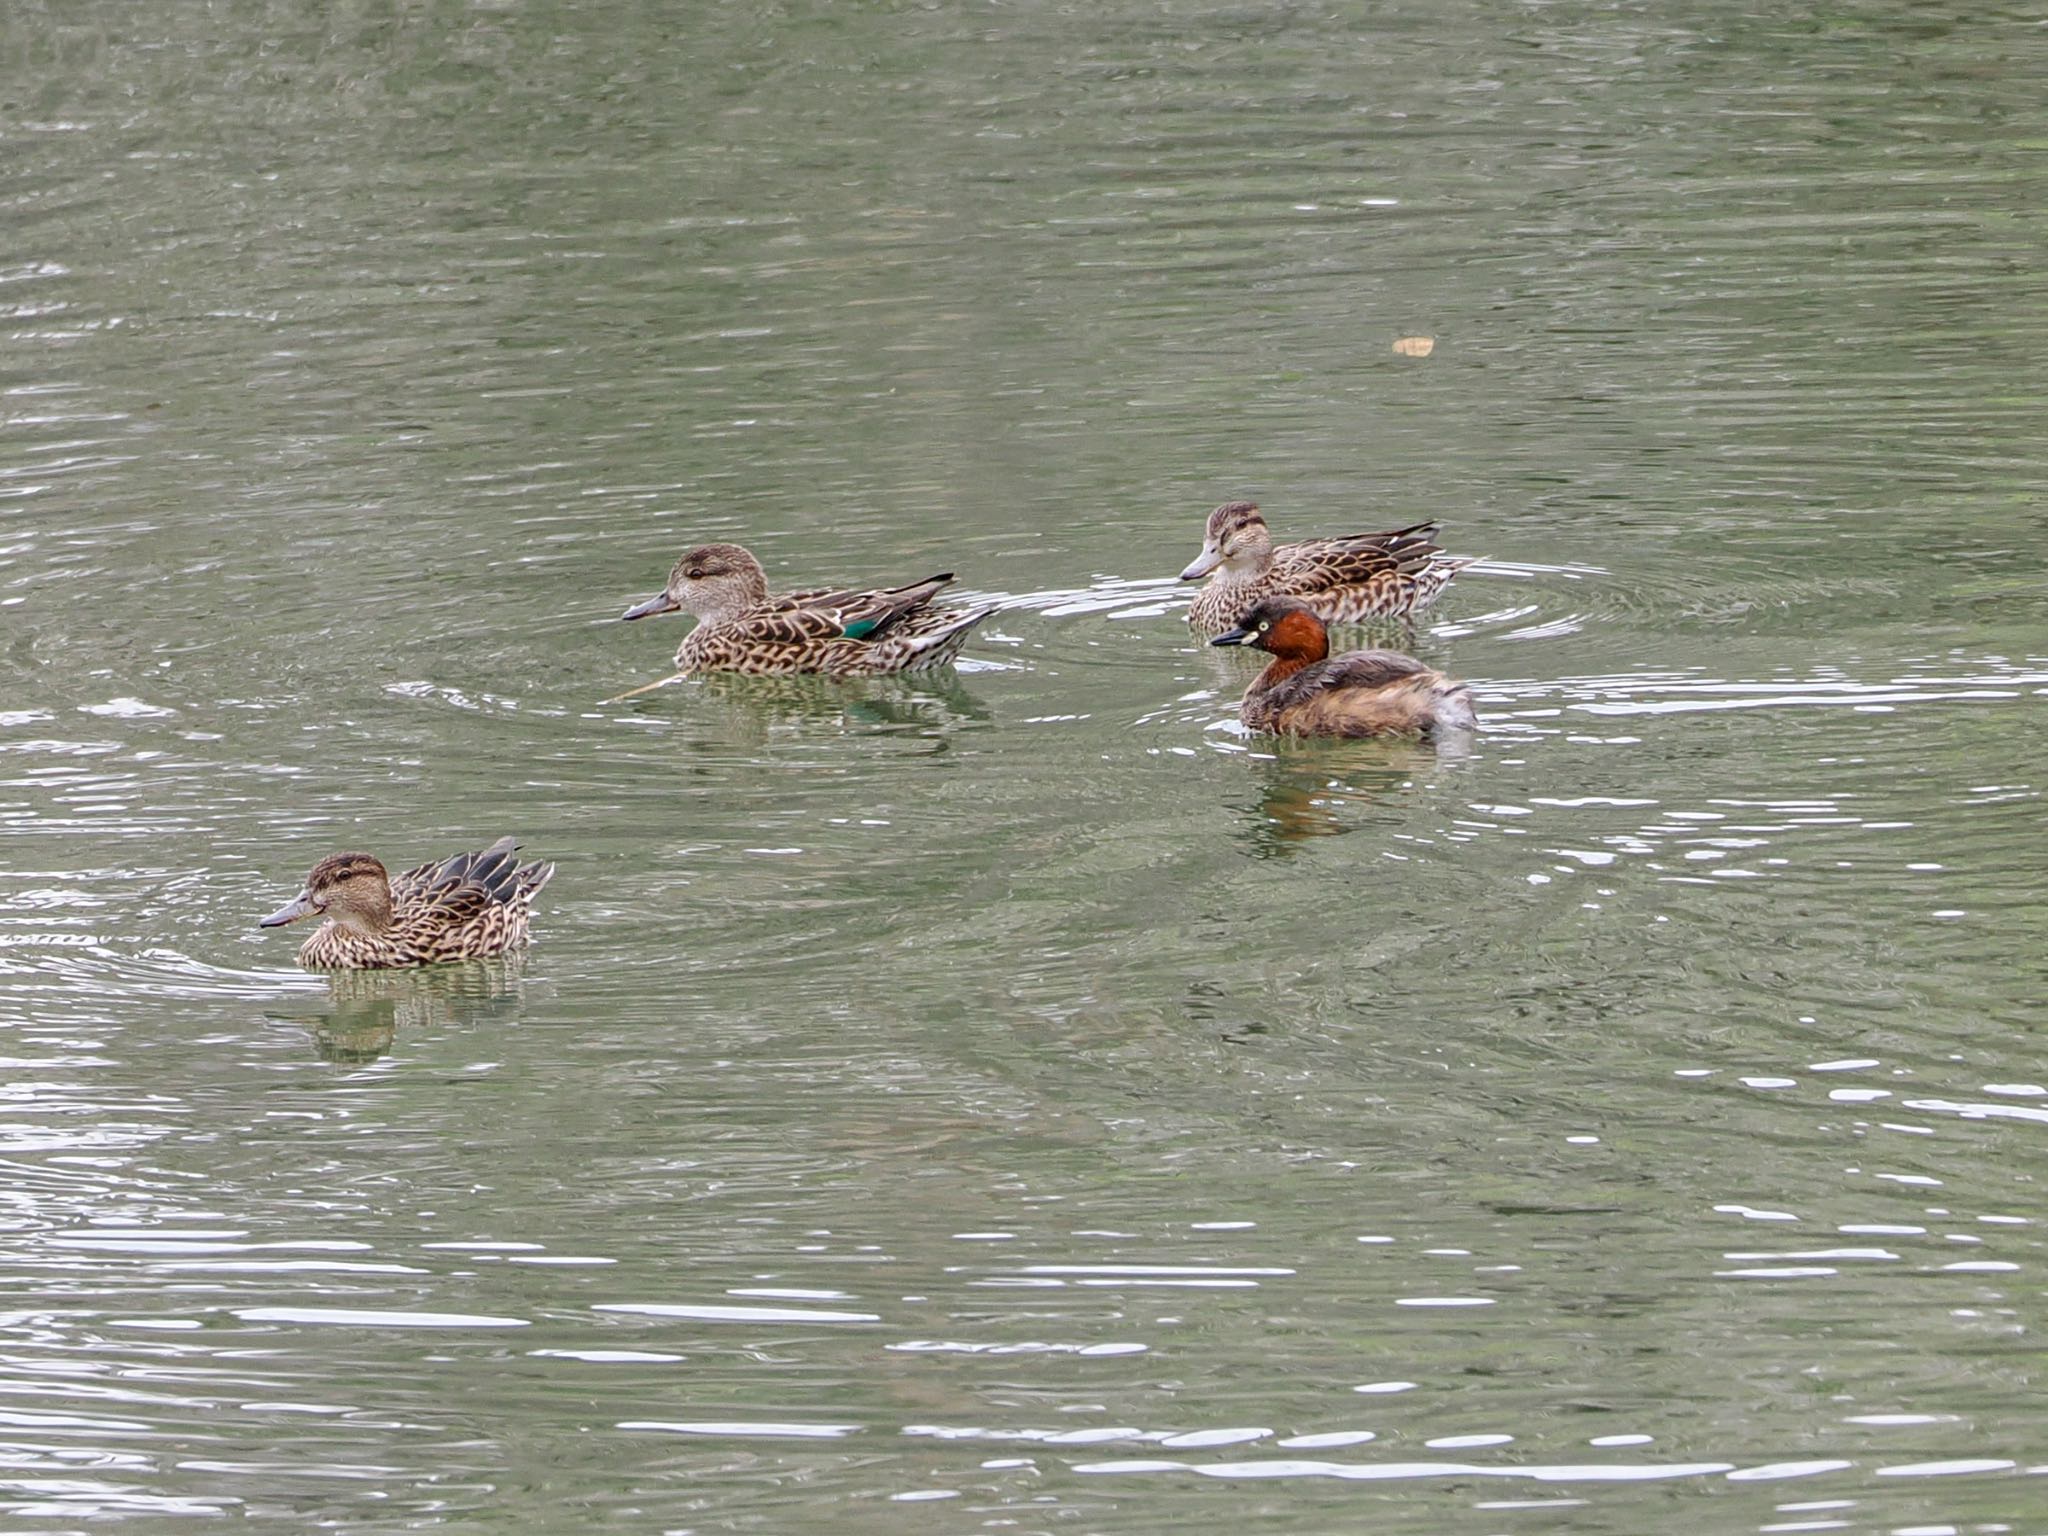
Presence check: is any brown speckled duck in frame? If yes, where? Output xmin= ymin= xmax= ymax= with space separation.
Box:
xmin=259 ymin=837 xmax=555 ymax=970
xmin=622 ymin=542 xmax=991 ymax=677
xmin=1180 ymin=500 xmax=1477 ymax=636
xmin=1211 ymin=597 xmax=1477 ymax=738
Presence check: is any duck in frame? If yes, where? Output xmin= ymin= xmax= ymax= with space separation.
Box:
xmin=621 ymin=542 xmax=992 ymax=677
xmin=1179 ymin=500 xmax=1477 ymax=636
xmin=258 ymin=836 xmax=555 ymax=970
xmin=1211 ymin=597 xmax=1477 ymax=738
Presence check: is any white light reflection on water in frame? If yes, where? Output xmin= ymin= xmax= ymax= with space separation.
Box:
xmin=1072 ymin=1455 xmax=1742 ymax=1482
xmin=593 ymin=1302 xmax=881 ymax=1324
xmin=232 ymin=1308 xmax=530 ymax=1328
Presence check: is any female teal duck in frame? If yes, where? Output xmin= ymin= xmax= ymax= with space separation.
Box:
xmin=622 ymin=542 xmax=991 ymax=677
xmin=1212 ymin=597 xmax=1477 ymax=738
xmin=259 ymin=836 xmax=555 ymax=970
xmin=1180 ymin=500 xmax=1477 ymax=636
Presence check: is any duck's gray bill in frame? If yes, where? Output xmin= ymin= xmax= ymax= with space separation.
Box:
xmin=1179 ymin=546 xmax=1223 ymax=581
xmin=621 ymin=591 xmax=680 ymax=621
xmin=258 ymin=891 xmax=318 ymax=928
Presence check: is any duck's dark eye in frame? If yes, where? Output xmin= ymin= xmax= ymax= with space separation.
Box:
xmin=685 ymin=568 xmax=705 ymax=580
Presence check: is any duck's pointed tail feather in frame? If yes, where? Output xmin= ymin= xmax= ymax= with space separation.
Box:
xmin=902 ymin=604 xmax=994 ymax=667
xmin=469 ymin=838 xmax=525 ymax=900
xmin=515 ymin=860 xmax=557 ymax=905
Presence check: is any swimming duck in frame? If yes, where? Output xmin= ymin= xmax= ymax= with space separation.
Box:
xmin=1180 ymin=500 xmax=1476 ymax=636
xmin=259 ymin=836 xmax=555 ymax=970
xmin=1211 ymin=597 xmax=1477 ymax=738
xmin=622 ymin=542 xmax=992 ymax=676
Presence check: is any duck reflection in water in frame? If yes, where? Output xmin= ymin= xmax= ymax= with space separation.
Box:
xmin=269 ymin=956 xmax=534 ymax=1064
xmin=605 ymin=668 xmax=994 ymax=749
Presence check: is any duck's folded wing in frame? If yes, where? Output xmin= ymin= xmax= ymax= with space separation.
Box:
xmin=772 ymin=572 xmax=949 ymax=609
xmin=391 ymin=838 xmax=524 ymax=905
xmin=1277 ymin=524 xmax=1444 ymax=585
xmin=769 ymin=584 xmax=848 ymax=612
xmin=698 ymin=606 xmax=870 ymax=655
xmin=751 ymin=587 xmax=951 ymax=644
xmin=407 ymin=881 xmax=496 ymax=930
xmin=389 ymin=859 xmax=440 ymax=903
xmin=386 ymin=881 xmax=511 ymax=959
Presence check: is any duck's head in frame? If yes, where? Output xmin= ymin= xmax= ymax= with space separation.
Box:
xmin=1179 ymin=500 xmax=1272 ymax=581
xmin=1210 ymin=596 xmax=1330 ymax=661
xmin=622 ymin=542 xmax=770 ymax=624
xmin=259 ymin=852 xmax=394 ymax=935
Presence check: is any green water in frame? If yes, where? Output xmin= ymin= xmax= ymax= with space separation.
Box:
xmin=4 ymin=2 xmax=2045 ymax=1530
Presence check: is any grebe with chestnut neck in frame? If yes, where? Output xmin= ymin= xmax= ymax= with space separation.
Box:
xmin=1210 ymin=597 xmax=1477 ymax=738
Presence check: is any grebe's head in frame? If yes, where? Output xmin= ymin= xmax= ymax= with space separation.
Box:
xmin=1209 ymin=596 xmax=1329 ymax=660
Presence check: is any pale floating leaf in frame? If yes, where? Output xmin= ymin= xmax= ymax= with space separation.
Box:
xmin=1392 ymin=336 xmax=1435 ymax=358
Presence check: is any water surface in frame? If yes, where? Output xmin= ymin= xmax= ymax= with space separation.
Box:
xmin=4 ymin=1 xmax=2046 ymax=1529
